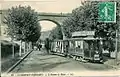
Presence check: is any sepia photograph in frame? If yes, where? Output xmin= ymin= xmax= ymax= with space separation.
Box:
xmin=0 ymin=0 xmax=120 ymax=77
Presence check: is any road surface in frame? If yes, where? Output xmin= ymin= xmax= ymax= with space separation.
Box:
xmin=12 ymin=49 xmax=115 ymax=73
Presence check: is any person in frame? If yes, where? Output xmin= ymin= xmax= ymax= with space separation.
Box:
xmin=45 ymin=38 xmax=50 ymax=54
xmin=65 ymin=41 xmax=69 ymax=57
xmin=38 ymin=44 xmax=42 ymax=51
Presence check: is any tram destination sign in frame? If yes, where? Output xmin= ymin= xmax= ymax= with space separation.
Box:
xmin=98 ymin=2 xmax=116 ymax=23
xmin=72 ymin=31 xmax=95 ymax=37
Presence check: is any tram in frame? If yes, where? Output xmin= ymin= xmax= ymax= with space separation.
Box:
xmin=50 ymin=31 xmax=104 ymax=63
xmin=50 ymin=38 xmax=103 ymax=63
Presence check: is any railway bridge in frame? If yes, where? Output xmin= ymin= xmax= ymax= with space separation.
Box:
xmin=38 ymin=12 xmax=70 ymax=26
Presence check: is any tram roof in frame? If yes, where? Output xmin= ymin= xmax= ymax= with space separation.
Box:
xmin=66 ymin=37 xmax=104 ymax=41
xmin=53 ymin=37 xmax=104 ymax=42
xmin=72 ymin=31 xmax=95 ymax=37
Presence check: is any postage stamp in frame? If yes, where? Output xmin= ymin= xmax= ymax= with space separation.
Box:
xmin=98 ymin=2 xmax=116 ymax=22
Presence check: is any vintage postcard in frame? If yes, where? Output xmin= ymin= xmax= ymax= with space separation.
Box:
xmin=0 ymin=0 xmax=120 ymax=77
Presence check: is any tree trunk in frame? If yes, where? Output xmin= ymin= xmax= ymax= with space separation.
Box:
xmin=27 ymin=42 xmax=28 ymax=52
xmin=28 ymin=42 xmax=30 ymax=51
xmin=29 ymin=42 xmax=31 ymax=51
xmin=19 ymin=40 xmax=22 ymax=56
xmin=30 ymin=42 xmax=32 ymax=50
xmin=12 ymin=43 xmax=15 ymax=58
xmin=24 ymin=42 xmax=26 ymax=54
xmin=12 ymin=39 xmax=15 ymax=58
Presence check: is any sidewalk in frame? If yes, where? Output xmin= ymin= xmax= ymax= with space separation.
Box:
xmin=1 ymin=51 xmax=30 ymax=73
xmin=1 ymin=53 xmax=20 ymax=72
xmin=104 ymin=52 xmax=120 ymax=70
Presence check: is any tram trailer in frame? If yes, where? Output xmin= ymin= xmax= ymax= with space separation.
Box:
xmin=50 ymin=38 xmax=103 ymax=63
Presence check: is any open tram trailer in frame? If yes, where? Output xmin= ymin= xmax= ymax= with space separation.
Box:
xmin=50 ymin=38 xmax=103 ymax=63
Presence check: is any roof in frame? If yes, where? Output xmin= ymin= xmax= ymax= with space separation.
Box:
xmin=52 ymin=37 xmax=104 ymax=42
xmin=72 ymin=31 xmax=95 ymax=37
xmin=66 ymin=37 xmax=104 ymax=41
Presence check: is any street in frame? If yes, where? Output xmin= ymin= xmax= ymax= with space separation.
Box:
xmin=12 ymin=49 xmax=115 ymax=73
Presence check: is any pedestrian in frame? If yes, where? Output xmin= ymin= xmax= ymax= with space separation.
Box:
xmin=65 ymin=41 xmax=69 ymax=57
xmin=38 ymin=44 xmax=42 ymax=51
xmin=45 ymin=38 xmax=50 ymax=54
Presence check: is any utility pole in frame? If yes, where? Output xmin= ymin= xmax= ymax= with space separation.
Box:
xmin=115 ymin=29 xmax=118 ymax=65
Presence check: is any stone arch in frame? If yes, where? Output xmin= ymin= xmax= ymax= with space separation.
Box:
xmin=39 ymin=19 xmax=62 ymax=27
xmin=38 ymin=19 xmax=64 ymax=40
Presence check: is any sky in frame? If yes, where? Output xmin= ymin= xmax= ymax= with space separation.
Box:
xmin=39 ymin=21 xmax=57 ymax=31
xmin=1 ymin=0 xmax=82 ymax=31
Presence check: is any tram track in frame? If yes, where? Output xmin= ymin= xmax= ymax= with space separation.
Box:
xmin=6 ymin=50 xmax=33 ymax=73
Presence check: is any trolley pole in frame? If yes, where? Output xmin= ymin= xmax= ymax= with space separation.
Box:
xmin=115 ymin=29 xmax=118 ymax=65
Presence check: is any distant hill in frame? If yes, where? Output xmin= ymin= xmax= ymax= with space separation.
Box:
xmin=40 ymin=30 xmax=51 ymax=40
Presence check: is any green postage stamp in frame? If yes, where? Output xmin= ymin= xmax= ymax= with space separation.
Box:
xmin=98 ymin=2 xmax=116 ymax=22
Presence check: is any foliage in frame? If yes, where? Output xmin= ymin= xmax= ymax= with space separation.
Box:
xmin=4 ymin=5 xmax=41 ymax=42
xmin=49 ymin=26 xmax=63 ymax=40
xmin=63 ymin=1 xmax=120 ymax=39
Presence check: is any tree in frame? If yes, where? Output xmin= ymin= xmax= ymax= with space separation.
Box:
xmin=62 ymin=1 xmax=120 ymax=53
xmin=4 ymin=5 xmax=41 ymax=42
xmin=4 ymin=5 xmax=41 ymax=56
xmin=49 ymin=26 xmax=63 ymax=40
xmin=63 ymin=1 xmax=98 ymax=38
xmin=62 ymin=17 xmax=74 ymax=38
xmin=63 ymin=1 xmax=120 ymax=39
